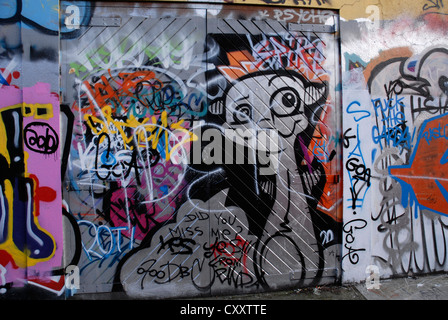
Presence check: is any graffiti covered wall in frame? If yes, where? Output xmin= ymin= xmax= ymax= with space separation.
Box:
xmin=59 ymin=2 xmax=342 ymax=298
xmin=0 ymin=0 xmax=66 ymax=295
xmin=340 ymin=0 xmax=448 ymax=283
xmin=2 ymin=0 xmax=448 ymax=299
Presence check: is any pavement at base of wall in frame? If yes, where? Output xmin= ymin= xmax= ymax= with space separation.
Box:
xmin=192 ymin=272 xmax=448 ymax=300
xmin=62 ymin=272 xmax=448 ymax=301
xmin=2 ymin=272 xmax=448 ymax=301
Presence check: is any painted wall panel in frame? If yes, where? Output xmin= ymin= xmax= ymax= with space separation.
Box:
xmin=60 ymin=2 xmax=342 ymax=298
xmin=2 ymin=0 xmax=448 ymax=300
xmin=341 ymin=7 xmax=448 ymax=283
xmin=0 ymin=0 xmax=64 ymax=295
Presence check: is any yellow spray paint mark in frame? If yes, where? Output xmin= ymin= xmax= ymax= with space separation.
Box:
xmin=85 ymin=106 xmax=198 ymax=162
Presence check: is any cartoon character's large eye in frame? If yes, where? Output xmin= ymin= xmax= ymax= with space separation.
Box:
xmin=232 ymin=104 xmax=252 ymax=124
xmin=270 ymin=88 xmax=301 ymax=117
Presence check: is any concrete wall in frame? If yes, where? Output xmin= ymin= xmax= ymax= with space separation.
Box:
xmin=0 ymin=0 xmax=447 ymax=299
xmin=339 ymin=0 xmax=448 ymax=284
xmin=0 ymin=0 xmax=64 ymax=295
